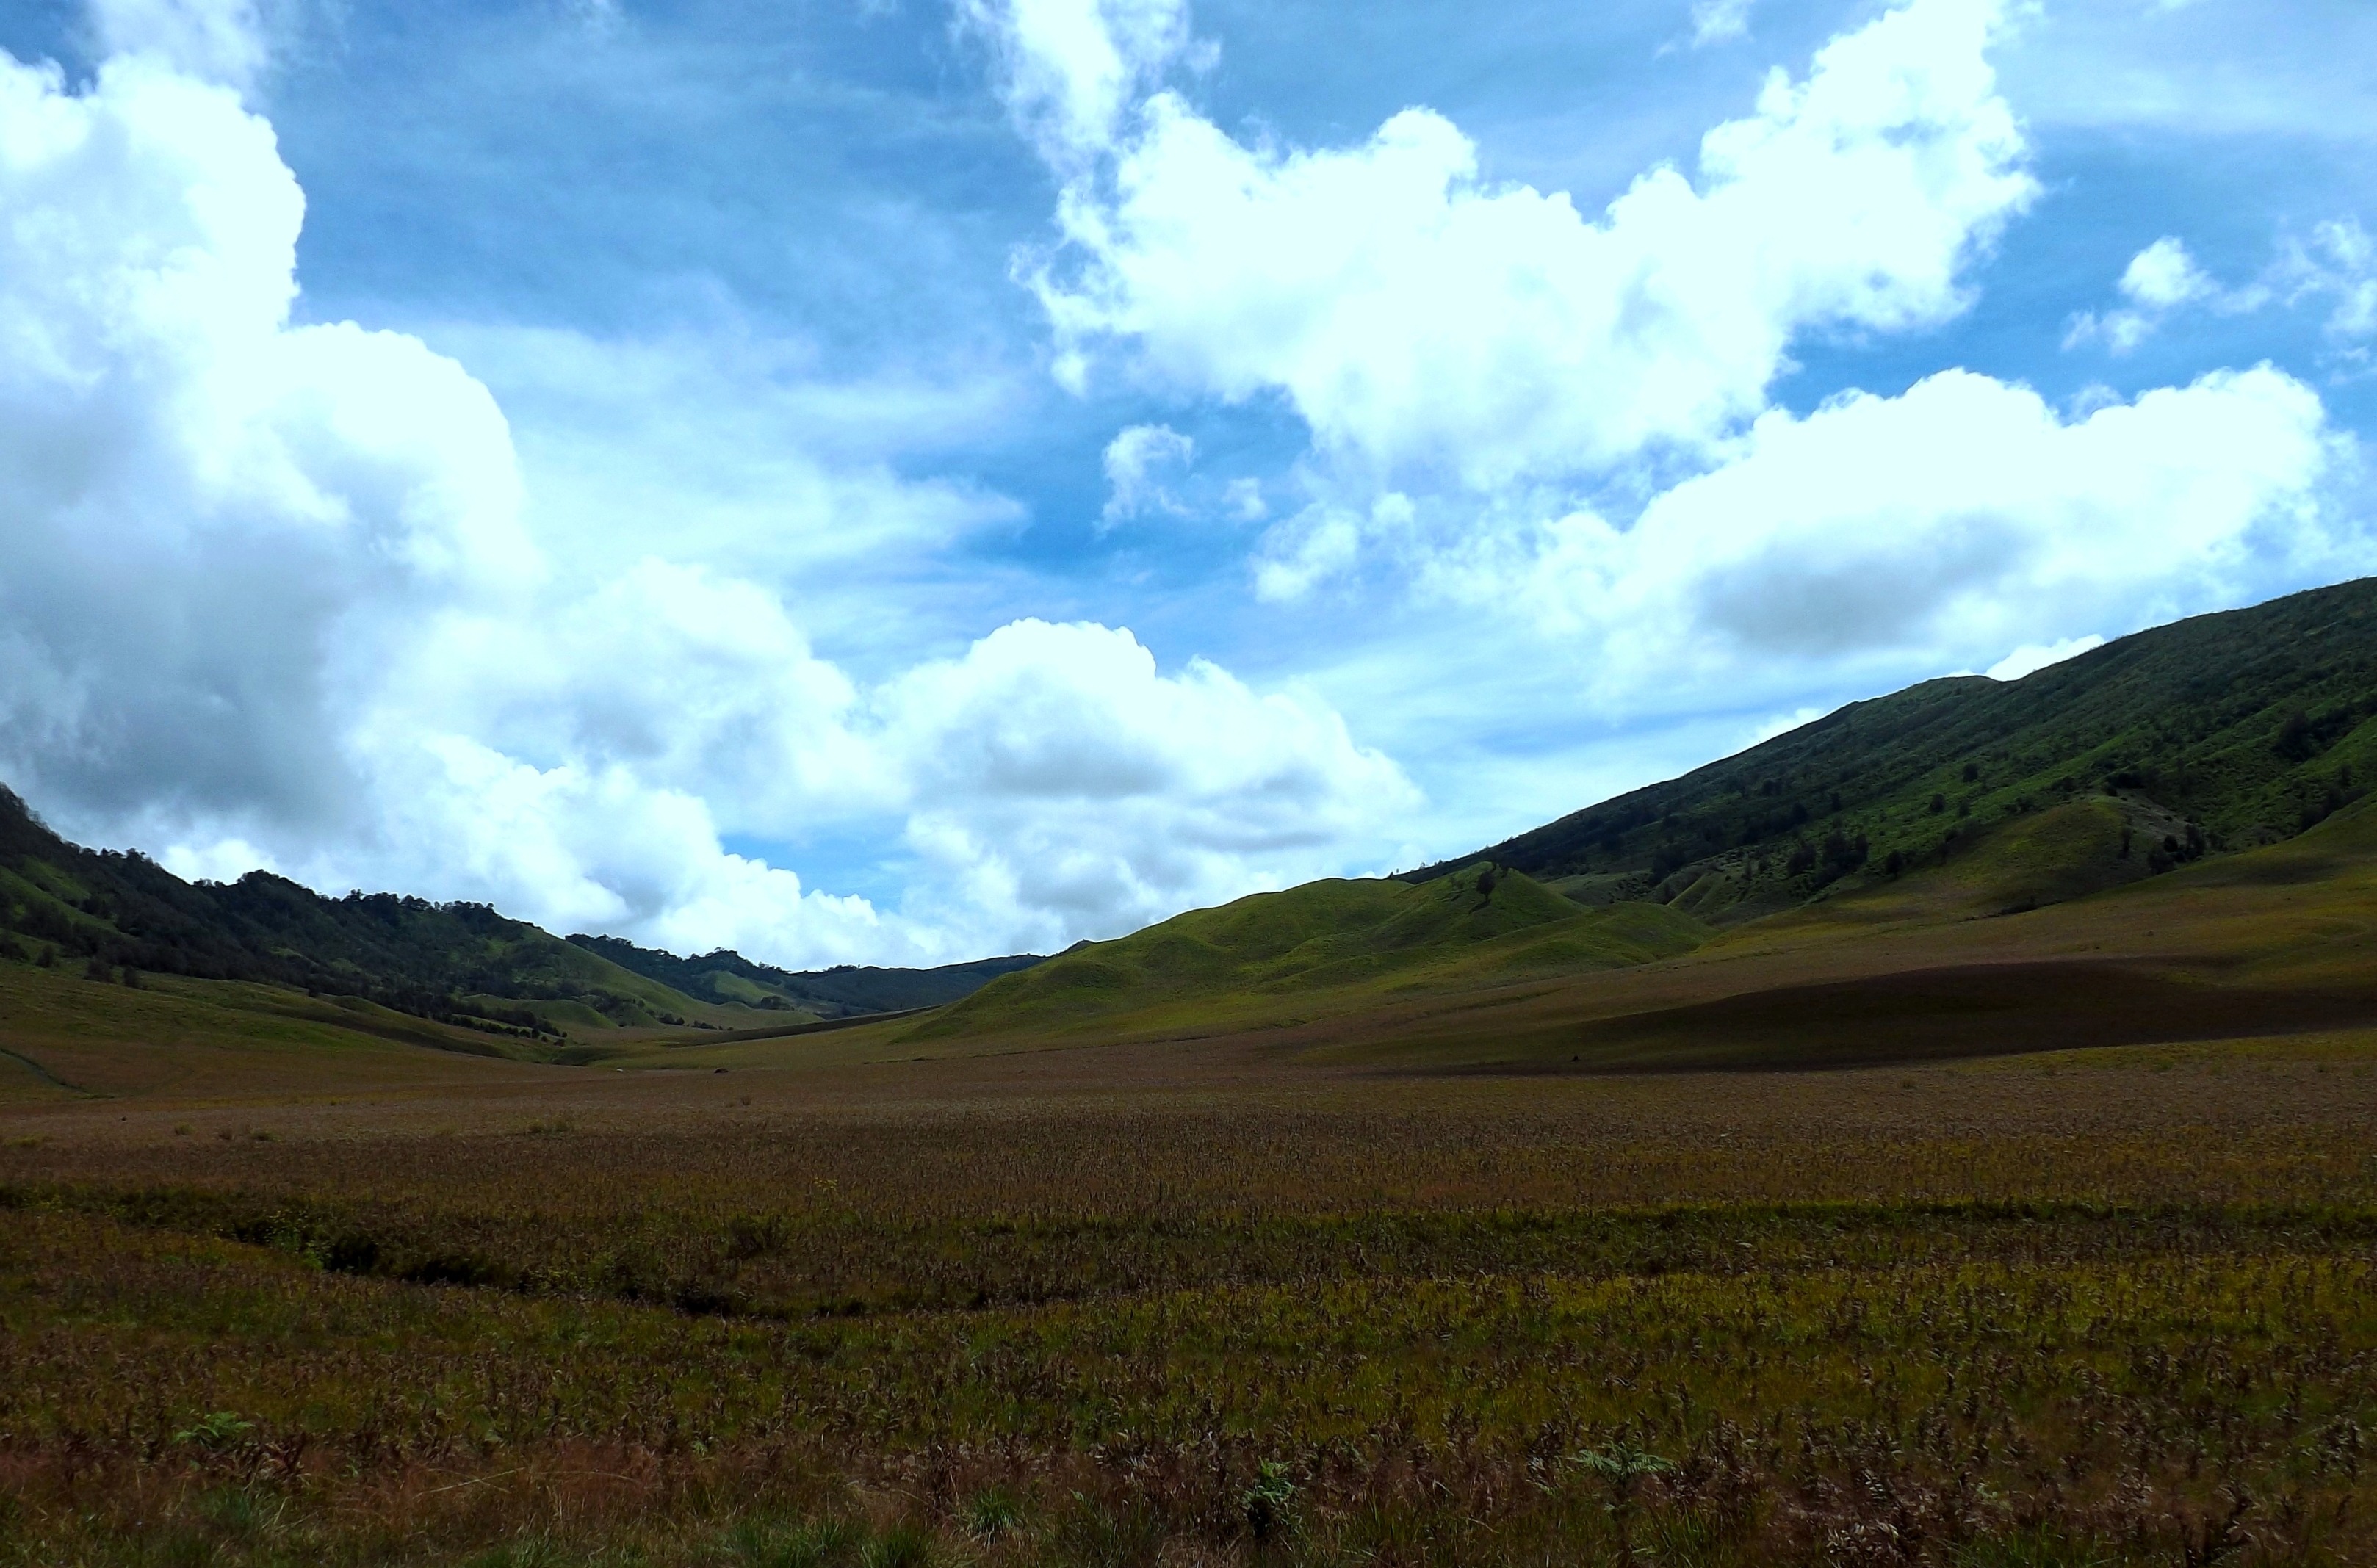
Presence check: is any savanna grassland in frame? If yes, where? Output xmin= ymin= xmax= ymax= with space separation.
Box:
xmin=9 ymin=582 xmax=2377 ymax=1567
xmin=4 ymin=1011 xmax=2377 ymax=1568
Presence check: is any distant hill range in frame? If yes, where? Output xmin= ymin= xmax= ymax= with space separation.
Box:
xmin=563 ymin=934 xmax=1042 ymax=1019
xmin=0 ymin=787 xmax=1039 ymax=1044
xmin=1402 ymin=577 xmax=2377 ymax=925
xmin=6 ymin=577 xmax=2375 ymax=1066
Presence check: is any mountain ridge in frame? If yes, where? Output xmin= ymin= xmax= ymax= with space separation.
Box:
xmin=1404 ymin=577 xmax=2377 ymax=924
xmin=0 ymin=788 xmax=1036 ymax=1044
xmin=562 ymin=933 xmax=1044 ymax=1019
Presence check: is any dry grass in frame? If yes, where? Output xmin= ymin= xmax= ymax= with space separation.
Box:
xmin=4 ymin=1025 xmax=2377 ymax=1567
xmin=5 ymin=800 xmax=2377 ymax=1564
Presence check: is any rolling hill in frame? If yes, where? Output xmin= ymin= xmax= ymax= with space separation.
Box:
xmin=10 ymin=578 xmax=2377 ymax=1080
xmin=912 ymin=861 xmax=1709 ymax=1044
xmin=0 ymin=786 xmax=1034 ymax=1049
xmin=1405 ymin=576 xmax=2377 ymax=924
xmin=874 ymin=580 xmax=2377 ymax=1063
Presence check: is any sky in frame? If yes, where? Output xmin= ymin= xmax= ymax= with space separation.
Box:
xmin=0 ymin=0 xmax=2370 ymax=967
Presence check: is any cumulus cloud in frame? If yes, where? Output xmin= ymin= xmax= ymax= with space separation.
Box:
xmin=0 ymin=52 xmax=531 ymax=833
xmin=1469 ymin=366 xmax=2342 ymax=695
xmin=2279 ymin=219 xmax=2377 ymax=351
xmin=1033 ymin=0 xmax=2035 ymax=488
xmin=1985 ymin=634 xmax=2104 ymax=682
xmin=962 ymin=0 xmax=1196 ymax=165
xmin=89 ymin=0 xmax=269 ymax=90
xmin=2065 ymin=236 xmax=2222 ymax=353
xmin=1253 ymin=496 xmax=1400 ymax=603
xmin=987 ymin=0 xmax=2365 ymax=710
xmin=1100 ymin=422 xmax=1194 ymax=524
xmin=0 ymin=35 xmax=1412 ymax=965
xmin=879 ymin=619 xmax=1418 ymax=948
xmin=2121 ymin=236 xmax=2214 ymax=310
xmin=2071 ymin=224 xmax=2377 ymax=361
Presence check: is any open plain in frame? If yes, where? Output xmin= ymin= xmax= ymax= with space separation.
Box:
xmin=7 ymin=798 xmax=2377 ymax=1567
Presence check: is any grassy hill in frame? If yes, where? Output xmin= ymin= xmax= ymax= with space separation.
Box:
xmin=11 ymin=577 xmax=2377 ymax=1074
xmin=865 ymin=582 xmax=2377 ymax=1065
xmin=1409 ymin=577 xmax=2377 ymax=923
xmin=912 ymin=863 xmax=1707 ymax=1044
xmin=0 ymin=786 xmax=781 ymax=1045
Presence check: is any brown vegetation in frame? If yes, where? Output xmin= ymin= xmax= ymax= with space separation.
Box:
xmin=5 ymin=792 xmax=2377 ymax=1565
xmin=4 ymin=1018 xmax=2377 ymax=1566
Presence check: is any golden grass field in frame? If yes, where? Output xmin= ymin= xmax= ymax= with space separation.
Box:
xmin=4 ymin=800 xmax=2377 ymax=1566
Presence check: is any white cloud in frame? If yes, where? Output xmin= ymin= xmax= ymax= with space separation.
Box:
xmin=877 ymin=619 xmax=1418 ymax=947
xmin=1033 ymin=0 xmax=2035 ymax=489
xmin=2120 ymin=236 xmax=2213 ymax=310
xmin=0 ymin=53 xmax=533 ymax=834
xmin=1471 ymin=366 xmax=2343 ymax=696
xmin=1253 ymin=494 xmax=1406 ymax=602
xmin=336 ymin=596 xmax=1416 ymax=961
xmin=1221 ymin=475 xmax=1267 ymax=521
xmin=992 ymin=0 xmax=2362 ymax=717
xmin=89 ymin=0 xmax=269 ymax=90
xmin=1744 ymin=704 xmax=1828 ymax=746
xmin=418 ymin=321 xmax=1024 ymax=593
xmin=2279 ymin=219 xmax=2377 ymax=350
xmin=2065 ymin=236 xmax=2221 ymax=353
xmin=1690 ymin=0 xmax=1756 ymax=47
xmin=2071 ymin=224 xmax=2377 ymax=361
xmin=1985 ymin=634 xmax=2103 ymax=681
xmin=0 ymin=35 xmax=1413 ymax=967
xmin=1100 ymin=421 xmax=1194 ymax=524
xmin=961 ymin=0 xmax=1194 ymax=165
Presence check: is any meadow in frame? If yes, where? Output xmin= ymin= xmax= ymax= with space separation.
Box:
xmin=7 ymin=771 xmax=2377 ymax=1566
xmin=4 ymin=1012 xmax=2377 ymax=1568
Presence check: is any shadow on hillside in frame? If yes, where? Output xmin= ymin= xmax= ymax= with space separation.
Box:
xmin=1443 ymin=961 xmax=2377 ymax=1075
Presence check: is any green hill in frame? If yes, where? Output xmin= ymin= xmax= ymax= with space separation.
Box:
xmin=1409 ymin=577 xmax=2377 ymax=923
xmin=0 ymin=787 xmax=774 ymax=1045
xmin=903 ymin=579 xmax=2377 ymax=1057
xmin=914 ymin=863 xmax=1707 ymax=1043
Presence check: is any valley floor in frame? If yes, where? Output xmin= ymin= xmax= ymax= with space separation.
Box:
xmin=4 ymin=1008 xmax=2376 ymax=1567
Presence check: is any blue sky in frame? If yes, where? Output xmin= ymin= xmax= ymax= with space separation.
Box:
xmin=0 ymin=0 xmax=2370 ymax=965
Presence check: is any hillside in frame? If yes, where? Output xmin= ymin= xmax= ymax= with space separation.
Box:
xmin=914 ymin=862 xmax=1707 ymax=1044
xmin=565 ymin=934 xmax=1042 ymax=1019
xmin=1407 ymin=577 xmax=2377 ymax=923
xmin=0 ymin=787 xmax=777 ymax=1043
